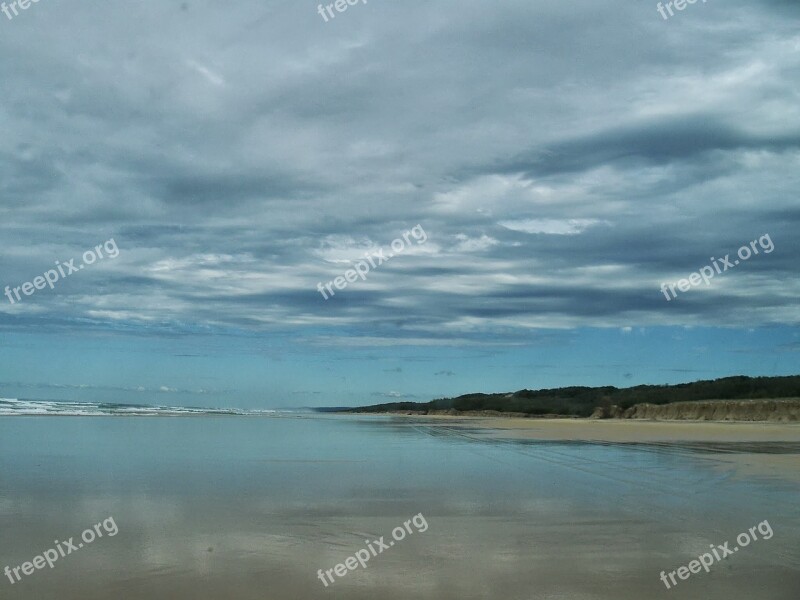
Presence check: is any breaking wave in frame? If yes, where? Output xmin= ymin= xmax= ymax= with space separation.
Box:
xmin=0 ymin=398 xmax=302 ymax=417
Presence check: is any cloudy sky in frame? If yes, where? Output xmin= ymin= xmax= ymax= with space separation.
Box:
xmin=1 ymin=0 xmax=798 ymax=408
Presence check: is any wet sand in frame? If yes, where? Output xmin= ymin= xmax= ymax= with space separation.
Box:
xmin=400 ymin=415 xmax=800 ymax=483
xmin=410 ymin=415 xmax=800 ymax=442
xmin=1 ymin=415 xmax=798 ymax=599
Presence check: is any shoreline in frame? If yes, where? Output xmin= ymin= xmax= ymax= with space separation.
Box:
xmin=377 ymin=413 xmax=800 ymax=482
xmin=358 ymin=412 xmax=800 ymax=442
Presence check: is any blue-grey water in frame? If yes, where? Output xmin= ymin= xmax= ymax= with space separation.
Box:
xmin=0 ymin=414 xmax=798 ymax=599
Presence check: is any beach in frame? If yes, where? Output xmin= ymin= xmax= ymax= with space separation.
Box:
xmin=412 ymin=414 xmax=800 ymax=442
xmin=3 ymin=0 xmax=798 ymax=597
xmin=404 ymin=415 xmax=800 ymax=486
xmin=1 ymin=413 xmax=798 ymax=599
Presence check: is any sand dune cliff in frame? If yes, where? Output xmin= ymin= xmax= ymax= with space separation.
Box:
xmin=591 ymin=399 xmax=800 ymax=422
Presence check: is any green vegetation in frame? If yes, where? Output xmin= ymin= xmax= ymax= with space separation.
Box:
xmin=341 ymin=375 xmax=800 ymax=417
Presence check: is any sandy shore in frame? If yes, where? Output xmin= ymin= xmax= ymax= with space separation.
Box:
xmin=451 ymin=415 xmax=798 ymax=442
xmin=386 ymin=413 xmax=800 ymax=442
xmin=389 ymin=414 xmax=800 ymax=483
xmin=2 ymin=415 xmax=799 ymax=599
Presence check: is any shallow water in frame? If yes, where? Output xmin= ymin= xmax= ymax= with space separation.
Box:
xmin=0 ymin=415 xmax=798 ymax=599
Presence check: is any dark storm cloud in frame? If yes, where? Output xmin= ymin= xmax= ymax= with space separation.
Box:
xmin=499 ymin=116 xmax=800 ymax=178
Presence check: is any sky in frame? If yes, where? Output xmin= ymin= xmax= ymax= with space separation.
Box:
xmin=0 ymin=0 xmax=798 ymax=409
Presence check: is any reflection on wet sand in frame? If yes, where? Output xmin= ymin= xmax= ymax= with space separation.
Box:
xmin=0 ymin=415 xmax=798 ymax=599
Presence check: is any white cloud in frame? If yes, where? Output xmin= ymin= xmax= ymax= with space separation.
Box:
xmin=498 ymin=219 xmax=609 ymax=235
xmin=453 ymin=234 xmax=499 ymax=252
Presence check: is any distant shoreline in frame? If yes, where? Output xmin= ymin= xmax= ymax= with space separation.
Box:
xmin=338 ymin=397 xmax=800 ymax=423
xmin=333 ymin=375 xmax=800 ymax=421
